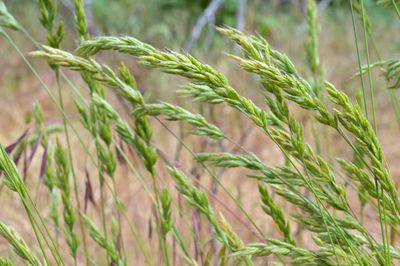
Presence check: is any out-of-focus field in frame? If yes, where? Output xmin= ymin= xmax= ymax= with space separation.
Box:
xmin=1 ymin=1 xmax=400 ymax=265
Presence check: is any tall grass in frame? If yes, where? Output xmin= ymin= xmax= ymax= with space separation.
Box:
xmin=1 ymin=0 xmax=400 ymax=265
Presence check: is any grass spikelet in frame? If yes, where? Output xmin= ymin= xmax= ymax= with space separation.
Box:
xmin=379 ymin=59 xmax=400 ymax=89
xmin=0 ymin=257 xmax=13 ymax=266
xmin=258 ymin=184 xmax=294 ymax=245
xmin=195 ymin=152 xmax=264 ymax=170
xmin=36 ymin=0 xmax=63 ymax=49
xmin=0 ymin=2 xmax=20 ymax=30
xmin=178 ymin=84 xmax=224 ymax=104
xmin=54 ymin=139 xmax=79 ymax=259
xmin=0 ymin=222 xmax=41 ymax=266
xmin=218 ymin=214 xmax=253 ymax=265
xmin=167 ymin=167 xmax=249 ymax=264
xmin=231 ymin=239 xmax=337 ymax=265
xmin=0 ymin=144 xmax=25 ymax=193
xmin=81 ymin=214 xmax=124 ymax=265
xmin=72 ymin=0 xmax=88 ymax=41
xmin=133 ymin=103 xmax=226 ymax=140
xmin=160 ymin=189 xmax=173 ymax=236
xmin=305 ymin=0 xmax=320 ymax=77
xmin=357 ymin=60 xmax=400 ymax=90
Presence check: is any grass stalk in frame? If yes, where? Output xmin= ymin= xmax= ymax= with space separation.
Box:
xmin=391 ymin=0 xmax=400 ymax=18
xmin=359 ymin=1 xmax=390 ymax=263
xmin=350 ymin=0 xmax=369 ymax=119
xmin=55 ymin=68 xmax=89 ymax=266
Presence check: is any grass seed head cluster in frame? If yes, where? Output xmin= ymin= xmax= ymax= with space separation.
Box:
xmin=1 ymin=0 xmax=400 ymax=265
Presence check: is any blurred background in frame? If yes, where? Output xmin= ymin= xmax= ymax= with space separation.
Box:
xmin=2 ymin=0 xmax=399 ymax=105
xmin=1 ymin=0 xmax=400 ymax=264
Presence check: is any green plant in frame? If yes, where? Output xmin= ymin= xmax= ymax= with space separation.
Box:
xmin=1 ymin=1 xmax=400 ymax=265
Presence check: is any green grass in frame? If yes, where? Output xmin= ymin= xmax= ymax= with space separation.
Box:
xmin=1 ymin=0 xmax=400 ymax=265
